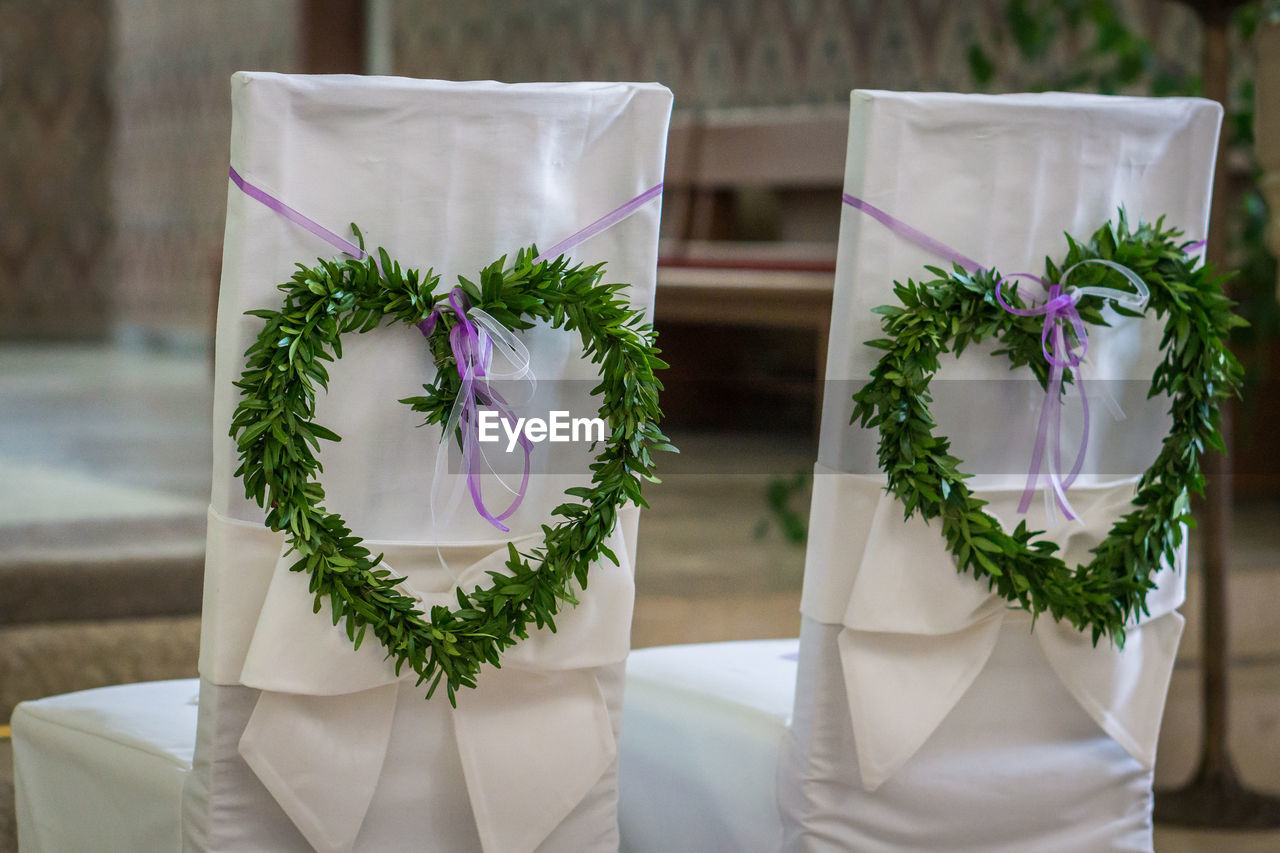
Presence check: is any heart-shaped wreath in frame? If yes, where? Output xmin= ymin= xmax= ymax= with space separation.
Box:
xmin=232 ymin=230 xmax=671 ymax=703
xmin=851 ymin=214 xmax=1244 ymax=644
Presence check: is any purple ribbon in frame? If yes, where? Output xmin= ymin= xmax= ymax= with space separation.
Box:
xmin=842 ymin=194 xmax=1149 ymax=521
xmin=994 ymin=278 xmax=1091 ymax=518
xmin=229 ymin=167 xmax=370 ymax=262
xmin=230 ymin=166 xmax=661 ymax=530
xmin=431 ymin=288 xmax=532 ymax=532
xmin=533 ymin=183 xmax=664 ymax=264
xmin=842 ymin=194 xmax=983 ymax=273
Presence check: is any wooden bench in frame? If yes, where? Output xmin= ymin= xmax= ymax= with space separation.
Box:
xmin=655 ymin=106 xmax=849 ymax=431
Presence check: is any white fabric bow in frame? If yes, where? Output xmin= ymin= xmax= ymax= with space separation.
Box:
xmin=800 ymin=466 xmax=1185 ymax=790
xmin=201 ymin=506 xmax=635 ymax=853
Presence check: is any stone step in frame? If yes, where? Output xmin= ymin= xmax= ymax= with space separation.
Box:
xmin=0 ymin=514 xmax=205 ymax=625
xmin=0 ymin=615 xmax=201 ymax=722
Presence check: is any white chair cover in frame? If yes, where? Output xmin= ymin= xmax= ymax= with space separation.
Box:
xmin=188 ymin=73 xmax=671 ymax=853
xmin=778 ymin=90 xmax=1221 ymax=852
xmin=14 ymin=74 xmax=671 ymax=853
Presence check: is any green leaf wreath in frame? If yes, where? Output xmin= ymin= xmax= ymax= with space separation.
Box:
xmin=851 ymin=214 xmax=1245 ymax=644
xmin=231 ymin=229 xmax=671 ymax=704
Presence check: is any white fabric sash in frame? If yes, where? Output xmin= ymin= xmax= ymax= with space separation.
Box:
xmin=800 ymin=466 xmax=1185 ymax=790
xmin=201 ymin=506 xmax=636 ymax=853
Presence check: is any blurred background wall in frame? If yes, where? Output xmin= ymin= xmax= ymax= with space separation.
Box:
xmin=0 ymin=0 xmax=1274 ymax=486
xmin=0 ymin=0 xmax=298 ymax=346
xmin=111 ymin=1 xmax=299 ymax=349
xmin=0 ymin=0 xmax=1220 ymax=348
xmin=0 ymin=0 xmax=113 ymax=340
xmin=389 ymin=0 xmax=1201 ymax=106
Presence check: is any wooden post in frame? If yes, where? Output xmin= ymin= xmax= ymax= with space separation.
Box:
xmin=1259 ymin=13 xmax=1280 ymax=300
xmin=301 ymin=0 xmax=366 ymax=74
xmin=1154 ymin=0 xmax=1280 ymax=829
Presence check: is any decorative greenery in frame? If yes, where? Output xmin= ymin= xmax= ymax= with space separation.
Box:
xmin=231 ymin=229 xmax=672 ymax=704
xmin=966 ymin=0 xmax=1201 ymax=96
xmin=755 ymin=469 xmax=811 ymax=545
xmin=967 ymin=0 xmax=1278 ymax=356
xmin=851 ymin=215 xmax=1244 ymax=644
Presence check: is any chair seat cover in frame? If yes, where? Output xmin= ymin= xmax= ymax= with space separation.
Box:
xmin=618 ymin=640 xmax=797 ymax=853
xmin=12 ymin=679 xmax=200 ymax=853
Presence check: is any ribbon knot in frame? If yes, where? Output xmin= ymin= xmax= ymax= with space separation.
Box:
xmin=1039 ymin=286 xmax=1086 ymax=364
xmin=997 ymin=277 xmax=1091 ymax=368
xmin=840 ymin=194 xmax=1169 ymax=523
xmin=994 ymin=260 xmax=1150 ymax=520
xmin=419 ymin=287 xmax=534 ymax=533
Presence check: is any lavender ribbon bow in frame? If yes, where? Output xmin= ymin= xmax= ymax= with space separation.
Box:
xmin=841 ymin=194 xmax=1153 ymax=520
xmin=994 ymin=261 xmax=1149 ymax=520
xmin=421 ymin=288 xmax=533 ymax=533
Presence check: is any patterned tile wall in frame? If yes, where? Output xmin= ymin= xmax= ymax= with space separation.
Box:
xmin=111 ymin=0 xmax=300 ymax=347
xmin=1 ymin=0 xmax=299 ymax=343
xmin=390 ymin=0 xmax=1203 ymax=110
xmin=0 ymin=0 xmax=113 ymax=339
